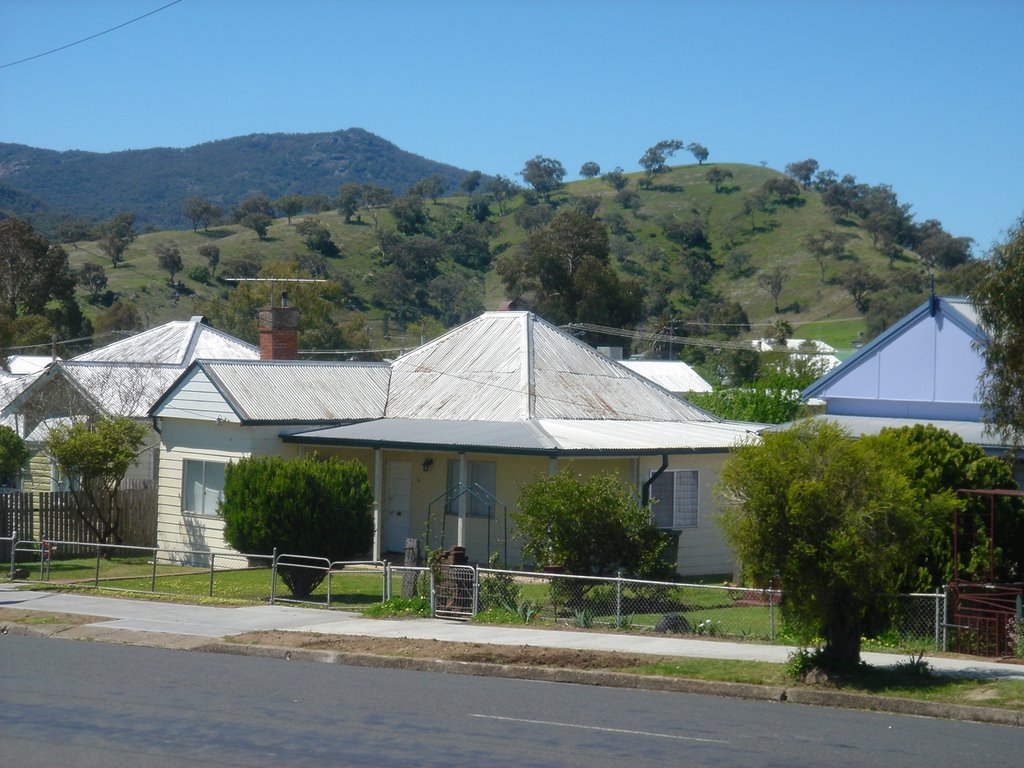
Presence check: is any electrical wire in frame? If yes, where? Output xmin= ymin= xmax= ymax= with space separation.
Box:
xmin=0 ymin=0 xmax=185 ymax=70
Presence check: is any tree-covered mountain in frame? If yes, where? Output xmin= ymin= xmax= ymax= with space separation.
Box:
xmin=0 ymin=128 xmax=472 ymax=230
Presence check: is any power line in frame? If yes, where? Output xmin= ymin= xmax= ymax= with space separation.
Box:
xmin=0 ymin=0 xmax=185 ymax=70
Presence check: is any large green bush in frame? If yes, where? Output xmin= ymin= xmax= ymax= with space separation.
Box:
xmin=221 ymin=455 xmax=374 ymax=598
xmin=513 ymin=469 xmax=671 ymax=581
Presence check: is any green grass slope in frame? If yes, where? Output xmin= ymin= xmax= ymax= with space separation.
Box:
xmin=66 ymin=162 xmax=935 ymax=351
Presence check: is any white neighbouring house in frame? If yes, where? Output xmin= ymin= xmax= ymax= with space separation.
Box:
xmin=1 ymin=316 xmax=259 ymax=493
xmin=150 ymin=311 xmax=763 ymax=577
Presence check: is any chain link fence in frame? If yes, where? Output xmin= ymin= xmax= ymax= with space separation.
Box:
xmin=2 ymin=534 xmax=948 ymax=650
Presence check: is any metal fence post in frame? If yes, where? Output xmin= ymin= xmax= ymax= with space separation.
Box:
xmin=151 ymin=547 xmax=158 ymax=592
xmin=209 ymin=553 xmax=216 ymax=598
xmin=270 ymin=547 xmax=278 ymax=604
xmin=383 ymin=561 xmax=390 ymax=602
xmin=615 ymin=569 xmax=623 ymax=628
xmin=95 ymin=542 xmax=101 ymax=586
xmin=8 ymin=530 xmax=15 ymax=577
xmin=934 ymin=587 xmax=941 ymax=652
xmin=326 ymin=563 xmax=332 ymax=608
xmin=472 ymin=565 xmax=479 ymax=616
xmin=769 ymin=579 xmax=776 ymax=643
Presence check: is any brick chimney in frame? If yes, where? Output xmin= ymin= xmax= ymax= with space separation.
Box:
xmin=258 ymin=300 xmax=299 ymax=360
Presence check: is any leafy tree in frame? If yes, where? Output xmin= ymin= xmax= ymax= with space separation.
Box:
xmin=94 ymin=212 xmax=137 ymax=268
xmin=336 ymin=183 xmax=364 ymax=223
xmin=520 ymin=155 xmax=566 ymax=199
xmin=915 ymin=227 xmax=973 ymax=270
xmin=718 ymin=420 xmax=923 ymax=669
xmin=155 ymin=241 xmax=183 ymax=285
xmin=837 ymin=262 xmax=885 ymax=313
xmin=198 ymin=244 xmax=220 ymax=278
xmin=973 ymin=218 xmax=1024 ymax=449
xmin=0 ymin=425 xmax=29 ymax=487
xmin=760 ymin=176 xmax=802 ymax=205
xmin=410 ymin=174 xmax=446 ymax=203
xmin=93 ymin=299 xmax=144 ymax=335
xmin=705 ymin=167 xmax=733 ymax=192
xmin=441 ymin=221 xmax=493 ymax=270
xmin=275 ymin=194 xmax=305 ymax=224
xmin=513 ymin=202 xmax=553 ymax=232
xmin=804 ymin=229 xmax=855 ymax=283
xmin=757 ymin=265 xmax=790 ymax=312
xmin=784 ymin=158 xmax=819 ymax=188
xmin=639 ymin=139 xmax=684 ymax=177
xmin=234 ymin=195 xmax=275 ymax=220
xmin=240 ymin=213 xmax=272 ymax=240
xmin=724 ymin=248 xmax=752 ymax=278
xmin=361 ymin=185 xmax=394 ymax=230
xmin=390 ymin=194 xmax=429 ymax=235
xmin=296 ymin=219 xmax=339 ymax=257
xmin=221 ymin=456 xmax=374 ymax=598
xmin=486 ymin=174 xmax=519 ymax=215
xmin=0 ymin=217 xmax=76 ymax=320
xmin=45 ymin=416 xmax=148 ymax=544
xmin=602 ymin=166 xmax=630 ymax=191
xmin=77 ymin=262 xmax=108 ymax=303
xmin=460 ymin=170 xmax=483 ymax=195
xmin=687 ymin=142 xmax=709 ymax=164
xmin=579 ymin=161 xmax=601 ymax=179
xmin=497 ymin=209 xmax=642 ymax=332
xmin=865 ymin=425 xmax=1023 ymax=591
xmin=615 ymin=189 xmax=641 ymax=210
xmin=182 ymin=196 xmax=212 ymax=232
xmin=221 ymin=253 xmax=262 ymax=279
xmin=376 ymin=231 xmax=442 ymax=284
xmin=513 ymin=469 xmax=671 ymax=581
xmin=303 ymin=193 xmax=332 ymax=213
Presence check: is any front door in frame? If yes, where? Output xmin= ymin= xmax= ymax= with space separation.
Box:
xmin=385 ymin=460 xmax=411 ymax=553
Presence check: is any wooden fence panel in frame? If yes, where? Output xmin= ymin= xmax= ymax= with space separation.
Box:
xmin=0 ymin=492 xmax=34 ymax=540
xmin=29 ymin=484 xmax=158 ymax=552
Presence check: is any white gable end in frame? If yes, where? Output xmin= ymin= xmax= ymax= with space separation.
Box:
xmin=152 ymin=368 xmax=240 ymax=423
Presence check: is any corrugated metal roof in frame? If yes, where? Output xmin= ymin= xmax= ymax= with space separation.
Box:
xmin=385 ymin=312 xmax=716 ymax=423
xmin=200 ymin=361 xmax=389 ymax=422
xmin=62 ymin=363 xmax=185 ymax=417
xmin=73 ymin=316 xmax=258 ymax=365
xmin=619 ymin=360 xmax=713 ymax=394
xmin=286 ymin=416 xmax=759 ymax=454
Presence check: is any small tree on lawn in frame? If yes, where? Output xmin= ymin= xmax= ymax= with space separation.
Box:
xmin=221 ymin=455 xmax=374 ymax=599
xmin=44 ymin=416 xmax=148 ymax=544
xmin=0 ymin=425 xmax=29 ymax=487
xmin=718 ymin=420 xmax=924 ymax=672
xmin=513 ymin=469 xmax=672 ymax=599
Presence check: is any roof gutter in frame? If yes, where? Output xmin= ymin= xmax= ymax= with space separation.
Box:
xmin=642 ymin=453 xmax=669 ymax=507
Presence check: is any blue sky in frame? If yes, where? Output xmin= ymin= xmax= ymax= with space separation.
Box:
xmin=1 ymin=0 xmax=1020 ymax=254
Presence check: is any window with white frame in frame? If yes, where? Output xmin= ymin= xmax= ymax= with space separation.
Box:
xmin=445 ymin=459 xmax=497 ymax=517
xmin=648 ymin=469 xmax=699 ymax=529
xmin=183 ymin=459 xmax=226 ymax=516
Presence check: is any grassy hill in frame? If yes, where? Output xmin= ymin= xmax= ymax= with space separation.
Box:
xmin=60 ymin=161 xmax=951 ymax=356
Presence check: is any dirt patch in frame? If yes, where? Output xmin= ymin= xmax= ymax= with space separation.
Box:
xmin=0 ymin=607 xmax=105 ymax=627
xmin=228 ymin=630 xmax=662 ymax=670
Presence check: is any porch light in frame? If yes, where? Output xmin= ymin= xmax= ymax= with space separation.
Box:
xmin=422 ymin=457 xmax=434 ymax=472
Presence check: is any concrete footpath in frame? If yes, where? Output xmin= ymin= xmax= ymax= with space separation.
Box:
xmin=2 ymin=585 xmax=1023 ymax=727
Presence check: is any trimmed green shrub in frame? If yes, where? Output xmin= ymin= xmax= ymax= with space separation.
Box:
xmin=221 ymin=456 xmax=374 ymax=598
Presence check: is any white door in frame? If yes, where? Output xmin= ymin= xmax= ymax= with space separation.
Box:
xmin=385 ymin=460 xmax=411 ymax=553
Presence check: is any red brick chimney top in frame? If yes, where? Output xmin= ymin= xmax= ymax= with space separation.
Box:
xmin=258 ymin=306 xmax=299 ymax=360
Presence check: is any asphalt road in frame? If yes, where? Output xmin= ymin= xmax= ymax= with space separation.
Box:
xmin=1 ymin=636 xmax=1020 ymax=768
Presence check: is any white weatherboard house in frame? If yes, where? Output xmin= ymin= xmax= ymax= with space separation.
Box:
xmin=151 ymin=311 xmax=762 ymax=577
xmin=1 ymin=316 xmax=259 ymax=493
xmin=799 ymin=296 xmax=1008 ymax=457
